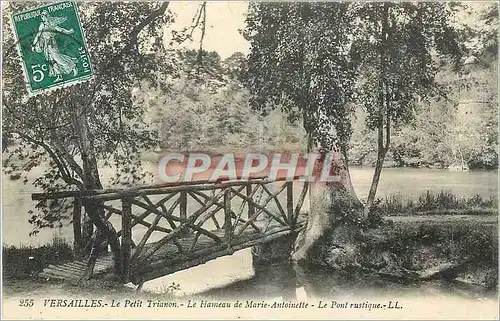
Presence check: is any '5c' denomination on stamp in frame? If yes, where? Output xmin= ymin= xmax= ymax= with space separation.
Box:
xmin=11 ymin=1 xmax=93 ymax=96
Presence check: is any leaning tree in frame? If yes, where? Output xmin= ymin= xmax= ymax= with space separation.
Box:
xmin=3 ymin=2 xmax=176 ymax=277
xmin=352 ymin=2 xmax=461 ymax=215
xmin=243 ymin=2 xmax=360 ymax=199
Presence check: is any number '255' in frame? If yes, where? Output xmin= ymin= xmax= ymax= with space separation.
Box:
xmin=19 ymin=299 xmax=34 ymax=307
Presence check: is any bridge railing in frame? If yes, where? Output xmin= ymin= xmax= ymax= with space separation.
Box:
xmin=32 ymin=176 xmax=309 ymax=283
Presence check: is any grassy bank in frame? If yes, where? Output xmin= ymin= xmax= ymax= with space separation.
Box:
xmin=304 ymin=189 xmax=498 ymax=292
xmin=372 ymin=190 xmax=498 ymax=216
xmin=311 ymin=217 xmax=498 ymax=288
xmin=2 ymin=236 xmax=182 ymax=298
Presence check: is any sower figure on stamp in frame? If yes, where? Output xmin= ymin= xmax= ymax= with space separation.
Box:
xmin=31 ymin=10 xmax=78 ymax=83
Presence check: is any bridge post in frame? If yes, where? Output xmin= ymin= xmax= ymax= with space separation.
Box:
xmin=287 ymin=181 xmax=294 ymax=227
xmin=224 ymin=189 xmax=232 ymax=244
xmin=179 ymin=191 xmax=188 ymax=235
xmin=180 ymin=191 xmax=187 ymax=221
xmin=72 ymin=197 xmax=83 ymax=258
xmin=121 ymin=197 xmax=133 ymax=283
xmin=246 ymin=184 xmax=255 ymax=219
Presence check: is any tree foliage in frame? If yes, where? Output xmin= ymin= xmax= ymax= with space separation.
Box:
xmin=349 ymin=3 xmax=498 ymax=170
xmin=352 ymin=2 xmax=461 ymax=129
xmin=143 ymin=50 xmax=305 ymax=153
xmin=2 ymin=2 xmax=175 ymax=233
xmin=243 ymin=2 xmax=462 ymax=214
xmin=348 ymin=3 xmax=461 ymax=211
xmin=243 ymin=3 xmax=358 ymax=152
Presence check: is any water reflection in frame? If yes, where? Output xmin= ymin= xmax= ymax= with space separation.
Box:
xmin=198 ymin=258 xmax=298 ymax=301
xmin=189 ymin=255 xmax=496 ymax=302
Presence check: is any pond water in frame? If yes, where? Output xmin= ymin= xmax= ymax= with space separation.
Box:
xmin=185 ymin=259 xmax=498 ymax=319
xmin=348 ymin=166 xmax=498 ymax=200
xmin=2 ymin=165 xmax=498 ymax=311
xmin=2 ymin=165 xmax=496 ymax=246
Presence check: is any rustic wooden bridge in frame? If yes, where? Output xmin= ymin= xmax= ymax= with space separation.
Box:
xmin=32 ymin=176 xmax=309 ymax=287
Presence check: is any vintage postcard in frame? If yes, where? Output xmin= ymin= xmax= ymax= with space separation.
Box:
xmin=1 ymin=1 xmax=499 ymax=320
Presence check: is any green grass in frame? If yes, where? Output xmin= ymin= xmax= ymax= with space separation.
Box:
xmin=372 ymin=190 xmax=498 ymax=216
xmin=3 ymin=236 xmax=73 ymax=279
xmin=2 ymin=236 xmax=183 ymax=297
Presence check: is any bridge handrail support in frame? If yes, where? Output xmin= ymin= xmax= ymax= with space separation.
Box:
xmin=121 ymin=197 xmax=133 ymax=283
xmin=31 ymin=175 xmax=306 ymax=202
xmin=223 ymin=189 xmax=232 ymax=245
xmin=286 ymin=181 xmax=294 ymax=229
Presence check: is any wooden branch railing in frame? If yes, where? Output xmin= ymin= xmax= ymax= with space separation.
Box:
xmin=121 ymin=198 xmax=132 ymax=283
xmin=31 ymin=176 xmax=309 ymax=282
xmin=31 ymin=175 xmax=305 ymax=201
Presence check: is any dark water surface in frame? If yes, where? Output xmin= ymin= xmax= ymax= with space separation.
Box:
xmin=150 ymin=254 xmax=495 ymax=302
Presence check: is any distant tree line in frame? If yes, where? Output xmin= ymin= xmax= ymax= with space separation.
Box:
xmin=350 ymin=3 xmax=498 ymax=170
xmin=148 ymin=9 xmax=497 ymax=170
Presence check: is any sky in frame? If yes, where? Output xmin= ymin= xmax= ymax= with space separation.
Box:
xmin=165 ymin=1 xmax=494 ymax=59
xmin=2 ymin=1 xmax=251 ymax=58
xmin=167 ymin=1 xmax=250 ymax=59
xmin=3 ymin=1 xmax=494 ymax=59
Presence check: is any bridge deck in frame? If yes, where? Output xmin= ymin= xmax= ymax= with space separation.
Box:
xmin=39 ymin=253 xmax=114 ymax=284
xmin=38 ymin=220 xmax=304 ymax=285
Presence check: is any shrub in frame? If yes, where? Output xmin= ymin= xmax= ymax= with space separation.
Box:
xmin=3 ymin=236 xmax=73 ymax=279
xmin=371 ymin=190 xmax=498 ymax=216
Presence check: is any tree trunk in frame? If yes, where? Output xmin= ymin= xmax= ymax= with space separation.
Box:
xmin=81 ymin=181 xmax=122 ymax=277
xmin=81 ymin=211 xmax=94 ymax=254
xmin=364 ymin=2 xmax=390 ymax=218
xmin=364 ymin=125 xmax=388 ymax=216
xmin=336 ymin=146 xmax=362 ymax=205
xmin=73 ymin=104 xmax=122 ymax=278
xmin=292 ymin=144 xmax=361 ymax=264
xmin=72 ymin=198 xmax=83 ymax=258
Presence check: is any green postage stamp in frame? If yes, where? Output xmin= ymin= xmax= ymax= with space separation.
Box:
xmin=11 ymin=1 xmax=93 ymax=95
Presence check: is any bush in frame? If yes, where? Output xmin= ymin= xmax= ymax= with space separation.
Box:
xmin=371 ymin=190 xmax=498 ymax=216
xmin=3 ymin=236 xmax=73 ymax=279
xmin=358 ymin=220 xmax=498 ymax=271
